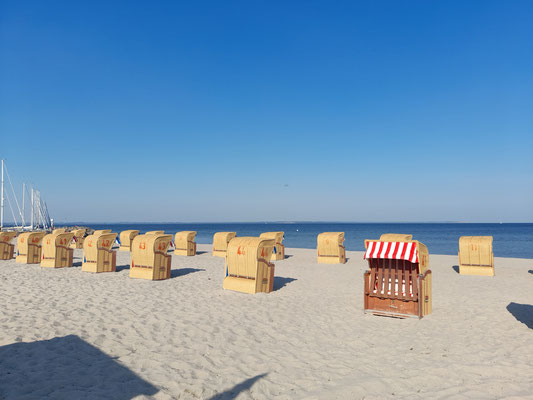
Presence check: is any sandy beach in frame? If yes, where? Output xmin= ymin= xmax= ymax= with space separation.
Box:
xmin=1 ymin=244 xmax=532 ymax=399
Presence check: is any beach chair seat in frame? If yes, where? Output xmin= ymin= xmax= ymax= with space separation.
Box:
xmin=260 ymin=232 xmax=285 ymax=261
xmin=174 ymin=231 xmax=197 ymax=256
xmin=41 ymin=231 xmax=75 ymax=268
xmin=0 ymin=231 xmax=18 ymax=260
xmin=223 ymin=237 xmax=276 ymax=294
xmin=317 ymin=232 xmax=346 ymax=264
xmin=16 ymin=231 xmax=46 ymax=264
xmin=118 ymin=230 xmax=139 ymax=252
xmin=130 ymin=233 xmax=173 ymax=280
xmin=459 ymin=236 xmax=494 ymax=276
xmin=69 ymin=229 xmax=86 ymax=249
xmin=82 ymin=231 xmax=118 ymax=273
xmin=213 ymin=232 xmax=236 ymax=257
xmin=364 ymin=239 xmax=432 ymax=318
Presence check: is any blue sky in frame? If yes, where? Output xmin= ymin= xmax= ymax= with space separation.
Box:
xmin=1 ymin=1 xmax=532 ymax=223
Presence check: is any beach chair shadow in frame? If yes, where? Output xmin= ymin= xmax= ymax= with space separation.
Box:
xmin=452 ymin=265 xmax=460 ymax=273
xmin=283 ymin=254 xmax=293 ymax=259
xmin=208 ymin=373 xmax=267 ymax=400
xmin=506 ymin=302 xmax=533 ymax=329
xmin=72 ymin=261 xmax=82 ymax=268
xmin=528 ymin=270 xmax=533 ymax=275
xmin=115 ymin=264 xmax=130 ymax=272
xmin=170 ymin=268 xmax=205 ymax=278
xmin=196 ymin=251 xmax=209 ymax=255
xmin=0 ymin=335 xmax=158 ymax=399
xmin=273 ymin=277 xmax=297 ymax=291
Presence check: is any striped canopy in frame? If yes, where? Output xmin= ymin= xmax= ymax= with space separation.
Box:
xmin=364 ymin=241 xmax=419 ymax=264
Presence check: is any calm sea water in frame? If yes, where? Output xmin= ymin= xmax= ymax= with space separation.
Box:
xmin=77 ymin=223 xmax=533 ymax=259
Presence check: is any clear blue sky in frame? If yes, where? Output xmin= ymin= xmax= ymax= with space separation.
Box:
xmin=1 ymin=1 xmax=532 ymax=223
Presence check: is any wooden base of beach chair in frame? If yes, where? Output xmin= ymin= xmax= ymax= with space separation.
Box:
xmin=317 ymin=251 xmax=346 ymax=264
xmin=16 ymin=244 xmax=42 ymax=264
xmin=212 ymin=250 xmax=227 ymax=258
xmin=82 ymin=250 xmax=117 ymax=273
xmin=223 ymin=264 xmax=275 ymax=294
xmin=130 ymin=257 xmax=171 ymax=280
xmin=41 ymin=247 xmax=74 ymax=268
xmin=363 ymin=268 xmax=432 ymax=319
xmin=459 ymin=264 xmax=495 ymax=276
xmin=0 ymin=244 xmax=14 ymax=260
xmin=174 ymin=242 xmax=196 ymax=256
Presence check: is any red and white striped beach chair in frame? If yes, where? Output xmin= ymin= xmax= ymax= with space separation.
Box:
xmin=363 ymin=238 xmax=432 ymax=319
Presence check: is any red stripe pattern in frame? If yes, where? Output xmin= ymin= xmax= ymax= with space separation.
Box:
xmin=364 ymin=241 xmax=419 ymax=263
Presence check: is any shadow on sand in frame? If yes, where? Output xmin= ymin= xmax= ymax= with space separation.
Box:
xmin=72 ymin=261 xmax=82 ymax=268
xmin=452 ymin=265 xmax=460 ymax=274
xmin=507 ymin=302 xmax=533 ymax=329
xmin=528 ymin=270 xmax=533 ymax=275
xmin=208 ymin=373 xmax=267 ymax=400
xmin=116 ymin=264 xmax=131 ymax=272
xmin=0 ymin=335 xmax=158 ymax=399
xmin=196 ymin=251 xmax=209 ymax=255
xmin=273 ymin=277 xmax=297 ymax=291
xmin=170 ymin=268 xmax=205 ymax=278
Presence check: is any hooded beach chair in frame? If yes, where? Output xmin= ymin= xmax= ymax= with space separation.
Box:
xmin=174 ymin=231 xmax=197 ymax=256
xmin=458 ymin=236 xmax=494 ymax=276
xmin=118 ymin=230 xmax=139 ymax=252
xmin=0 ymin=231 xmax=18 ymax=260
xmin=145 ymin=230 xmax=164 ymax=235
xmin=212 ymin=232 xmax=236 ymax=257
xmin=41 ymin=231 xmax=75 ymax=268
xmin=223 ymin=237 xmax=276 ymax=294
xmin=52 ymin=228 xmax=66 ymax=234
xmin=130 ymin=233 xmax=173 ymax=280
xmin=364 ymin=239 xmax=432 ymax=318
xmin=82 ymin=231 xmax=118 ymax=273
xmin=69 ymin=229 xmax=86 ymax=249
xmin=16 ymin=231 xmax=46 ymax=264
xmin=260 ymin=232 xmax=285 ymax=261
xmin=317 ymin=232 xmax=346 ymax=264
xmin=93 ymin=229 xmax=112 ymax=234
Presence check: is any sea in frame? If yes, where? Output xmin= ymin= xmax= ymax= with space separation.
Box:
xmin=75 ymin=222 xmax=533 ymax=259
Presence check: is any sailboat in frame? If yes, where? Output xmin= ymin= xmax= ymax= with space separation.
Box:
xmin=0 ymin=159 xmax=53 ymax=231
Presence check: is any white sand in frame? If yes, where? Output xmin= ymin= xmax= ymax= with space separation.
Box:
xmin=1 ymin=244 xmax=532 ymax=399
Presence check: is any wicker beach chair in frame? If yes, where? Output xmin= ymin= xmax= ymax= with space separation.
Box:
xmin=223 ymin=237 xmax=276 ymax=294
xmin=364 ymin=239 xmax=432 ymax=318
xmin=212 ymin=232 xmax=236 ymax=257
xmin=52 ymin=228 xmax=66 ymax=234
xmin=82 ymin=231 xmax=118 ymax=273
xmin=130 ymin=233 xmax=173 ymax=280
xmin=145 ymin=230 xmax=164 ymax=235
xmin=260 ymin=232 xmax=285 ymax=261
xmin=0 ymin=231 xmax=18 ymax=260
xmin=16 ymin=231 xmax=46 ymax=264
xmin=118 ymin=230 xmax=139 ymax=252
xmin=317 ymin=232 xmax=346 ymax=264
xmin=41 ymin=231 xmax=75 ymax=268
xmin=93 ymin=229 xmax=112 ymax=234
xmin=174 ymin=231 xmax=197 ymax=256
xmin=69 ymin=228 xmax=86 ymax=249
xmin=459 ymin=236 xmax=494 ymax=276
